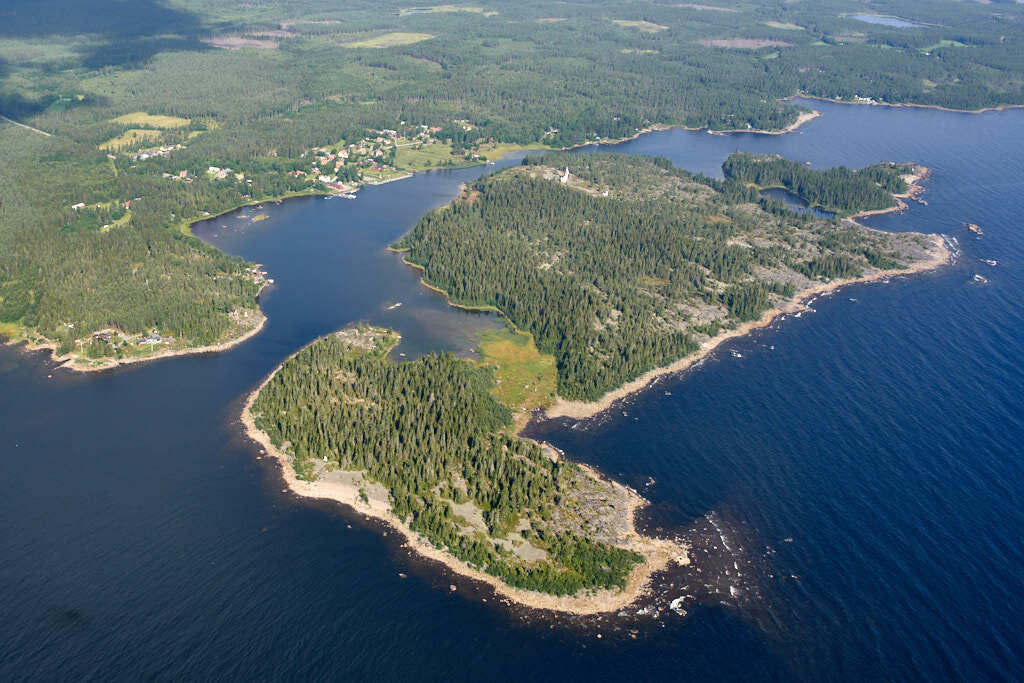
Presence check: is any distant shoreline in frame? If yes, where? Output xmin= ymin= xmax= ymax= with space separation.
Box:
xmin=576 ymin=108 xmax=821 ymax=149
xmin=2 ymin=284 xmax=269 ymax=374
xmin=788 ymin=93 xmax=1024 ymax=116
xmin=241 ymin=335 xmax=688 ymax=615
xmin=707 ymin=109 xmax=821 ymax=136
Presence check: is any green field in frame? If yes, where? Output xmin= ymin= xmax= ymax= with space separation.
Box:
xmin=394 ymin=141 xmax=469 ymax=170
xmin=398 ymin=5 xmax=498 ymax=17
xmin=921 ymin=40 xmax=967 ymax=53
xmin=764 ymin=21 xmax=804 ymax=31
xmin=110 ymin=112 xmax=190 ymax=128
xmin=98 ymin=128 xmax=162 ymax=151
xmin=344 ymin=32 xmax=435 ymax=48
xmin=612 ymin=19 xmax=668 ymax=32
xmin=476 ymin=327 xmax=558 ymax=423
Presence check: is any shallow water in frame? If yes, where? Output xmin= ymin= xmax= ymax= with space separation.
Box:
xmin=2 ymin=99 xmax=1022 ymax=680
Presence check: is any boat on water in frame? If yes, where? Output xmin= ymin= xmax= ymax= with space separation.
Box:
xmin=973 ymin=274 xmax=989 ymax=284
xmin=981 ymin=259 xmax=998 ymax=267
xmin=342 ymin=193 xmax=357 ymax=199
xmin=966 ymin=222 xmax=983 ymax=235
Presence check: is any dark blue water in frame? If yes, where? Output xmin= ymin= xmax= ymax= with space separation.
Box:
xmin=759 ymin=187 xmax=835 ymax=218
xmin=2 ymin=99 xmax=1022 ymax=680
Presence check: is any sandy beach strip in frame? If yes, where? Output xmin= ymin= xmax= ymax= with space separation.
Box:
xmin=707 ymin=108 xmax=821 ymax=136
xmin=546 ymin=233 xmax=950 ymax=420
xmin=580 ymin=108 xmax=821 ymax=149
xmin=788 ymin=93 xmax=1024 ymax=115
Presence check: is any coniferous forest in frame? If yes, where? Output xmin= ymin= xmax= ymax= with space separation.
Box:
xmin=722 ymin=152 xmax=911 ymax=216
xmin=396 ymin=153 xmax=929 ymax=401
xmin=251 ymin=328 xmax=643 ymax=596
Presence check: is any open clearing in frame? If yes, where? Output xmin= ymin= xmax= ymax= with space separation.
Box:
xmin=613 ymin=19 xmax=669 ymax=32
xmin=110 ymin=112 xmax=190 ymax=128
xmin=0 ymin=322 xmax=22 ymax=339
xmin=763 ymin=21 xmax=804 ymax=30
xmin=99 ymin=128 xmax=162 ymax=151
xmin=477 ymin=327 xmax=557 ymax=423
xmin=344 ymin=32 xmax=435 ymax=48
xmin=673 ymin=3 xmax=738 ymax=11
xmin=700 ymin=38 xmax=792 ymax=49
xmin=203 ymin=36 xmax=280 ymax=49
xmin=394 ymin=141 xmax=463 ymax=170
xmin=922 ymin=40 xmax=967 ymax=53
xmin=399 ymin=5 xmax=498 ymax=17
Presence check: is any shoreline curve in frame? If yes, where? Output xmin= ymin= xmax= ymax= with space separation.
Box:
xmin=3 ymin=284 xmax=270 ymax=374
xmin=546 ymin=233 xmax=950 ymax=420
xmin=788 ymin=93 xmax=1024 ymax=116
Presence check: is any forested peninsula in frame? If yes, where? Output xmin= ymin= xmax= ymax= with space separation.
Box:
xmin=244 ymin=326 xmax=685 ymax=614
xmin=395 ymin=153 xmax=948 ymax=415
xmin=0 ymin=0 xmax=1015 ymax=370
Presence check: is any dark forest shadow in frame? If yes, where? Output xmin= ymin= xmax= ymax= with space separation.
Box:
xmin=0 ymin=0 xmax=213 ymax=70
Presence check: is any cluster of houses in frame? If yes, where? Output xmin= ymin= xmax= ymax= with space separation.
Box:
xmin=188 ymin=120 xmax=461 ymax=198
xmin=70 ymin=199 xmax=132 ymax=211
xmin=303 ymin=124 xmax=445 ymax=189
xmin=162 ymin=170 xmax=194 ymax=183
xmin=90 ymin=330 xmax=171 ymax=348
xmin=207 ymin=166 xmax=249 ymax=183
xmin=136 ymin=333 xmax=166 ymax=346
xmin=248 ymin=265 xmax=272 ymax=286
xmin=129 ymin=144 xmax=182 ymax=161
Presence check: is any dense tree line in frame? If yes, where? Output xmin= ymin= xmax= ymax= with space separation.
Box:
xmin=396 ymin=154 xmax=908 ymax=400
xmin=252 ymin=329 xmax=642 ymax=595
xmin=723 ymin=152 xmax=910 ymax=216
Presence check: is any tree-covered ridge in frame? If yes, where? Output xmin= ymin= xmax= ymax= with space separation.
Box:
xmin=251 ymin=327 xmax=643 ymax=596
xmin=395 ymin=153 xmax=926 ymax=401
xmin=722 ymin=152 xmax=911 ymax=216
